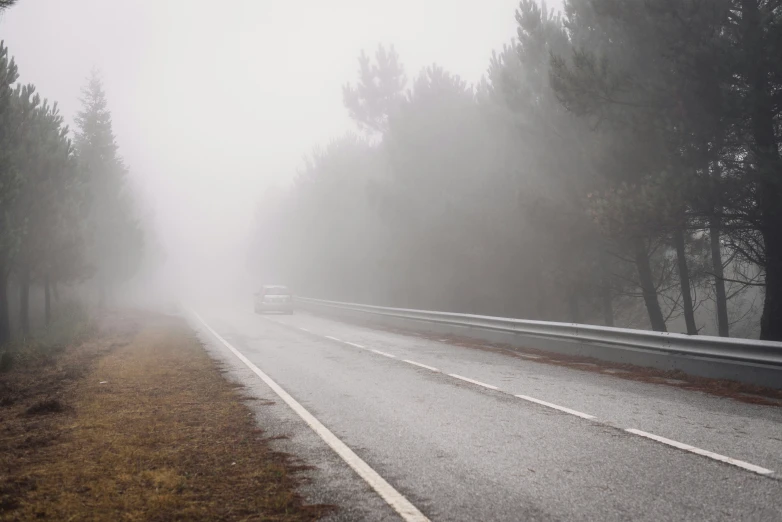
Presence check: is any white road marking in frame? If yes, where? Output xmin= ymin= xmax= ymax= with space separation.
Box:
xmin=299 ymin=327 xmax=310 ymax=332
xmin=371 ymin=349 xmax=397 ymax=358
xmin=514 ymin=394 xmax=596 ymax=420
xmin=325 ymin=335 xmax=341 ymax=342
xmin=189 ymin=310 xmax=430 ymax=522
xmin=625 ymin=428 xmax=774 ymax=476
xmin=448 ymin=374 xmax=499 ymax=391
xmin=261 ymin=313 xmax=776 ymax=478
xmin=403 ymin=360 xmax=440 ymax=372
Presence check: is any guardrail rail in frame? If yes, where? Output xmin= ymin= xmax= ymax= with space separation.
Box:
xmin=295 ymin=296 xmax=782 ymax=389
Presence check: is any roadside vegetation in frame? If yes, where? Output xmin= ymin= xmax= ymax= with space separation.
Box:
xmin=1 ymin=3 xmax=144 ymax=348
xmin=0 ymin=3 xmax=331 ymax=519
xmin=0 ymin=308 xmax=331 ymax=521
xmin=251 ymin=0 xmax=782 ymax=341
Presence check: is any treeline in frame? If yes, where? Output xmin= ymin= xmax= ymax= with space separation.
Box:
xmin=250 ymin=0 xmax=782 ymax=340
xmin=0 ymin=40 xmax=142 ymax=345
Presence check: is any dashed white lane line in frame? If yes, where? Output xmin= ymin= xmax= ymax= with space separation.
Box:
xmin=448 ymin=374 xmax=499 ymax=391
xmin=325 ymin=335 xmax=341 ymax=342
xmin=299 ymin=327 xmax=310 ymax=332
xmin=403 ymin=360 xmax=441 ymax=372
xmin=267 ymin=316 xmax=776 ymax=478
xmin=625 ymin=429 xmax=774 ymax=476
xmin=190 ymin=310 xmax=430 ymax=522
xmin=371 ymin=349 xmax=397 ymax=359
xmin=515 ymin=394 xmax=596 ymax=420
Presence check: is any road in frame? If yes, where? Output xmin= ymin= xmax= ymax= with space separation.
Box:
xmin=188 ymin=303 xmax=782 ymax=521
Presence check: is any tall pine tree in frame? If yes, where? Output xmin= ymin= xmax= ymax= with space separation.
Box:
xmin=12 ymin=98 xmax=84 ymax=332
xmin=75 ymin=71 xmax=142 ymax=306
xmin=0 ymin=41 xmax=19 ymax=344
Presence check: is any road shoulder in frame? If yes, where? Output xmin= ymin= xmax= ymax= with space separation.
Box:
xmin=191 ymin=313 xmax=402 ymax=522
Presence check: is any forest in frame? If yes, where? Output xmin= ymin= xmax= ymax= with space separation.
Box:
xmin=0 ymin=35 xmax=142 ymax=346
xmin=249 ymin=0 xmax=782 ymax=340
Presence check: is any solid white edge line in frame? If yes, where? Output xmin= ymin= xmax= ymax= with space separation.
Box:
xmin=402 ymin=360 xmax=441 ymax=373
xmin=325 ymin=335 xmax=341 ymax=342
xmin=345 ymin=341 xmax=366 ymax=349
xmin=514 ymin=394 xmax=596 ymax=420
xmin=625 ymin=428 xmax=774 ymax=476
xmin=188 ymin=309 xmax=430 ymax=522
xmin=371 ymin=349 xmax=397 ymax=358
xmin=448 ymin=374 xmax=499 ymax=391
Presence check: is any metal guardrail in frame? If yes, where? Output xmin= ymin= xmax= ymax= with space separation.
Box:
xmin=295 ymin=296 xmax=782 ymax=389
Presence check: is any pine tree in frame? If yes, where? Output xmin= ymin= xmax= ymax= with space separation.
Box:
xmin=548 ymin=0 xmax=724 ymax=332
xmin=0 ymin=41 xmax=19 ymax=344
xmin=551 ymin=0 xmax=781 ymax=338
xmin=732 ymin=0 xmax=782 ymax=340
xmin=75 ymin=71 xmax=142 ymax=306
xmin=342 ymin=44 xmax=406 ymax=136
xmin=11 ymin=98 xmax=84 ymax=332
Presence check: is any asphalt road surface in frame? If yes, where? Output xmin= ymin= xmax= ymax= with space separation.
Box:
xmin=188 ymin=302 xmax=782 ymax=521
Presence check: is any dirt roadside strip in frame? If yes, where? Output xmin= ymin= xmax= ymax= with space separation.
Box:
xmin=0 ymin=310 xmax=333 ymax=521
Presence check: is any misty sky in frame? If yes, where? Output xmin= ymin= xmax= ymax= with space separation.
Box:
xmin=0 ymin=0 xmax=562 ymax=291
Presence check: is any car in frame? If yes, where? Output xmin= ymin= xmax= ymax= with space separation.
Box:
xmin=254 ymin=285 xmax=294 ymax=315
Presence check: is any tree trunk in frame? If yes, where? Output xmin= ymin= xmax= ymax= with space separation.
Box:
xmin=0 ymin=264 xmax=10 ymax=346
xmin=673 ymin=227 xmax=697 ymax=335
xmin=633 ymin=238 xmax=667 ymax=332
xmin=710 ymin=222 xmax=729 ymax=337
xmin=44 ymin=273 xmax=51 ymax=327
xmin=19 ymin=265 xmax=30 ymax=336
xmin=742 ymin=0 xmax=782 ymax=340
xmin=760 ymin=210 xmax=782 ymax=341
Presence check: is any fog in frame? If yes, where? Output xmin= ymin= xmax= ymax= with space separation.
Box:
xmin=1 ymin=0 xmax=781 ymax=341
xmin=0 ymin=0 xmax=529 ymax=301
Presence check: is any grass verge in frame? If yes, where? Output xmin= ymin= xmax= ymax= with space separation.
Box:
xmin=0 ymin=310 xmax=332 ymax=521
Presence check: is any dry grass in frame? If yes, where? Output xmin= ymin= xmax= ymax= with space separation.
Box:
xmin=0 ymin=311 xmax=332 ymax=521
